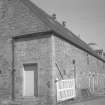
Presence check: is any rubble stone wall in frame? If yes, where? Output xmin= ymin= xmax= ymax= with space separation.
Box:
xmin=54 ymin=36 xmax=105 ymax=103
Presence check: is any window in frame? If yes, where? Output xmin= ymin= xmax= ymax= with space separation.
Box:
xmin=23 ymin=63 xmax=38 ymax=97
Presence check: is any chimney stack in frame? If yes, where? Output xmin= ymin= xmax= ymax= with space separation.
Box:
xmin=52 ymin=13 xmax=56 ymax=20
xmin=62 ymin=21 xmax=66 ymax=27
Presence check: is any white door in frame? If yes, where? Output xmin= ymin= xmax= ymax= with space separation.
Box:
xmin=23 ymin=64 xmax=38 ymax=97
xmin=23 ymin=70 xmax=35 ymax=96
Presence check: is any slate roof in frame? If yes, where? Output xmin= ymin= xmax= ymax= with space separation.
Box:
xmin=21 ymin=0 xmax=105 ymax=63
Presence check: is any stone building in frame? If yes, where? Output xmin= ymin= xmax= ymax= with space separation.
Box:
xmin=0 ymin=0 xmax=105 ymax=105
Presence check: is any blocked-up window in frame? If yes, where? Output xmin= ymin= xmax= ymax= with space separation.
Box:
xmin=23 ymin=63 xmax=38 ymax=97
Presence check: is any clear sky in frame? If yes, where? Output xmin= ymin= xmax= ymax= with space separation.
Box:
xmin=31 ymin=0 xmax=105 ymax=50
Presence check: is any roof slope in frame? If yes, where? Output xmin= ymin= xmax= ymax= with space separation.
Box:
xmin=21 ymin=0 xmax=105 ymax=62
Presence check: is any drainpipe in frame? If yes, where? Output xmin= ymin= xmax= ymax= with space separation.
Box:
xmin=12 ymin=38 xmax=15 ymax=100
xmin=73 ymin=59 xmax=76 ymax=97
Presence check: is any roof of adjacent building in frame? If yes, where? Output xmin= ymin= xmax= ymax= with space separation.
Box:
xmin=21 ymin=0 xmax=105 ymax=63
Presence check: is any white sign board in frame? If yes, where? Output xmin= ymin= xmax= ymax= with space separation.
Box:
xmin=56 ymin=79 xmax=76 ymax=102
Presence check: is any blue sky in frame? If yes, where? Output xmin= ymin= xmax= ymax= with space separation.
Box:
xmin=31 ymin=0 xmax=105 ymax=50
